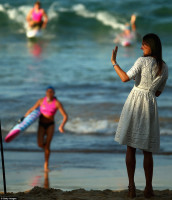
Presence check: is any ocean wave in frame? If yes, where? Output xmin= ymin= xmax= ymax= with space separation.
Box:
xmin=72 ymin=4 xmax=125 ymax=30
xmin=0 ymin=3 xmax=31 ymax=29
xmin=2 ymin=117 xmax=172 ymax=136
xmin=1 ymin=2 xmax=172 ymax=38
xmin=160 ymin=128 xmax=172 ymax=136
xmin=0 ymin=2 xmax=124 ymax=34
xmin=0 ymin=3 xmax=58 ymax=32
xmin=65 ymin=118 xmax=172 ymax=136
xmin=65 ymin=118 xmax=118 ymax=135
xmin=2 ymin=118 xmax=117 ymax=136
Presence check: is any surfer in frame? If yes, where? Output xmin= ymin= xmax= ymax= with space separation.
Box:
xmin=114 ymin=14 xmax=137 ymax=46
xmin=26 ymin=1 xmax=48 ymax=29
xmin=24 ymin=86 xmax=68 ymax=171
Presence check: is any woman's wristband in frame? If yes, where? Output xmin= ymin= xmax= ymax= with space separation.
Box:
xmin=113 ymin=62 xmax=119 ymax=67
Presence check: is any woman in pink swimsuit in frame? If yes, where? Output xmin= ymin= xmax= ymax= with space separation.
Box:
xmin=25 ymin=86 xmax=68 ymax=171
xmin=26 ymin=1 xmax=48 ymax=29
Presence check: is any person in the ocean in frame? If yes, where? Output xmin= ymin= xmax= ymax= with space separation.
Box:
xmin=24 ymin=86 xmax=68 ymax=171
xmin=26 ymin=1 xmax=48 ymax=29
xmin=114 ymin=14 xmax=137 ymax=46
xmin=111 ymin=33 xmax=168 ymax=198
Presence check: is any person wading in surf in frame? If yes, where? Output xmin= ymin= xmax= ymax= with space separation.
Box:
xmin=24 ymin=86 xmax=68 ymax=171
xmin=26 ymin=1 xmax=48 ymax=29
xmin=114 ymin=14 xmax=137 ymax=45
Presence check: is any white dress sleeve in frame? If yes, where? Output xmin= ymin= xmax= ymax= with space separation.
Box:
xmin=126 ymin=57 xmax=143 ymax=79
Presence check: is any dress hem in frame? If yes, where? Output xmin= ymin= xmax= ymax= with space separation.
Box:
xmin=114 ymin=138 xmax=159 ymax=153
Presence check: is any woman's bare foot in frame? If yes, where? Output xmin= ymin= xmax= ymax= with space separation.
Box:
xmin=127 ymin=185 xmax=136 ymax=198
xmin=144 ymin=186 xmax=154 ymax=198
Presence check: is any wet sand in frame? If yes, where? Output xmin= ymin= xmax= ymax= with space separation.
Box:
xmin=0 ymin=150 xmax=172 ymax=200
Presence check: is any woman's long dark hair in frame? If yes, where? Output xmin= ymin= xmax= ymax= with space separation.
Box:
xmin=143 ymin=33 xmax=163 ymax=76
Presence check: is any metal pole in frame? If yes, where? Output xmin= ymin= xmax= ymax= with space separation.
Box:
xmin=0 ymin=121 xmax=7 ymax=194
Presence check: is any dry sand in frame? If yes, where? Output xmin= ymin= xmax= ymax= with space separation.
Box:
xmin=1 ymin=186 xmax=172 ymax=200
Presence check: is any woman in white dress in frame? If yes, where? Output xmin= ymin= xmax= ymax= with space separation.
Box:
xmin=111 ymin=33 xmax=168 ymax=198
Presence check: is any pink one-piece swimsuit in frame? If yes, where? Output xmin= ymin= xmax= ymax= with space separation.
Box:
xmin=40 ymin=97 xmax=57 ymax=117
xmin=32 ymin=9 xmax=43 ymax=22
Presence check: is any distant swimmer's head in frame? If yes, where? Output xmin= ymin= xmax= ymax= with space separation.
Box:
xmin=34 ymin=1 xmax=41 ymax=9
xmin=46 ymin=86 xmax=55 ymax=100
xmin=125 ymin=23 xmax=130 ymax=31
xmin=123 ymin=23 xmax=131 ymax=36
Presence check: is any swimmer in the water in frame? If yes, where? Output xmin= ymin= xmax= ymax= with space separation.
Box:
xmin=114 ymin=14 xmax=137 ymax=44
xmin=26 ymin=1 xmax=48 ymax=29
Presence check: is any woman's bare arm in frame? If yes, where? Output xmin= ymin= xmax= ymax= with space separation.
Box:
xmin=130 ymin=14 xmax=136 ymax=32
xmin=113 ymin=64 xmax=130 ymax=82
xmin=24 ymin=98 xmax=42 ymax=117
xmin=42 ymin=10 xmax=48 ymax=28
xmin=26 ymin=9 xmax=33 ymax=22
xmin=111 ymin=46 xmax=130 ymax=82
xmin=56 ymin=101 xmax=68 ymax=133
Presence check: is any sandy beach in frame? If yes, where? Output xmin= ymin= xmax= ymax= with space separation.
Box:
xmin=0 ymin=186 xmax=172 ymax=200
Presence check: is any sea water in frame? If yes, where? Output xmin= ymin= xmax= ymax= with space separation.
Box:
xmin=0 ymin=0 xmax=172 ymax=155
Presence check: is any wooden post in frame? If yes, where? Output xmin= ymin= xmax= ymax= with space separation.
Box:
xmin=0 ymin=121 xmax=7 ymax=194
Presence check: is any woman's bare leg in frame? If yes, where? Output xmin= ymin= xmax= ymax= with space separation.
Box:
xmin=37 ymin=125 xmax=46 ymax=148
xmin=44 ymin=124 xmax=55 ymax=171
xmin=126 ymin=146 xmax=136 ymax=198
xmin=143 ymin=150 xmax=153 ymax=189
xmin=44 ymin=171 xmax=49 ymax=189
xmin=126 ymin=146 xmax=136 ymax=187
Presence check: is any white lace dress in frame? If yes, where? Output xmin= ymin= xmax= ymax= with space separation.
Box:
xmin=115 ymin=56 xmax=168 ymax=153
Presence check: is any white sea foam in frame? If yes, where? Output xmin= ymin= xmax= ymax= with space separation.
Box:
xmin=47 ymin=2 xmax=59 ymax=20
xmin=58 ymin=7 xmax=70 ymax=12
xmin=65 ymin=117 xmax=118 ymax=134
xmin=72 ymin=4 xmax=96 ymax=18
xmin=64 ymin=117 xmax=172 ymax=135
xmin=0 ymin=3 xmax=31 ymax=31
xmin=72 ymin=4 xmax=125 ymax=30
xmin=96 ymin=12 xmax=125 ymax=30
xmin=160 ymin=128 xmax=172 ymax=136
xmin=0 ymin=4 xmax=5 ymax=11
xmin=0 ymin=3 xmax=124 ymax=32
xmin=3 ymin=117 xmax=172 ymax=136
